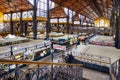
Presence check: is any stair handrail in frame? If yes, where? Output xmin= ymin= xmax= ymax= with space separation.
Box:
xmin=0 ymin=59 xmax=83 ymax=66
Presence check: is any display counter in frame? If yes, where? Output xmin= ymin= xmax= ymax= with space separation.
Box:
xmin=0 ymin=38 xmax=29 ymax=46
xmin=89 ymin=35 xmax=115 ymax=46
xmin=0 ymin=34 xmax=30 ymax=46
xmin=0 ymin=41 xmax=51 ymax=77
xmin=49 ymin=32 xmax=64 ymax=37
xmin=0 ymin=40 xmax=51 ymax=59
xmin=51 ymin=34 xmax=78 ymax=49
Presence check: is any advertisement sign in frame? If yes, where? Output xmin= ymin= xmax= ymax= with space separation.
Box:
xmin=53 ymin=44 xmax=66 ymax=51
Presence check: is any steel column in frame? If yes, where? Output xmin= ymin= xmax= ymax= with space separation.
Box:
xmin=115 ymin=0 xmax=120 ymax=49
xmin=79 ymin=19 xmax=81 ymax=34
xmin=67 ymin=8 xmax=69 ymax=34
xmin=33 ymin=0 xmax=37 ymax=39
xmin=10 ymin=12 xmax=13 ymax=35
xmin=46 ymin=0 xmax=50 ymax=38
xmin=57 ymin=18 xmax=60 ymax=32
xmin=115 ymin=12 xmax=120 ymax=49
xmin=24 ymin=22 xmax=28 ymax=36
xmin=72 ymin=11 xmax=74 ymax=34
xmin=20 ymin=10 xmax=23 ymax=37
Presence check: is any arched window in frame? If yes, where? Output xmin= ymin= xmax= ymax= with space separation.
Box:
xmin=64 ymin=8 xmax=75 ymax=22
xmin=100 ymin=19 xmax=104 ymax=26
xmin=105 ymin=23 xmax=108 ymax=27
xmin=28 ymin=0 xmax=55 ymax=17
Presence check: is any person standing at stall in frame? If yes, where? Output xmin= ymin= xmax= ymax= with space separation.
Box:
xmin=68 ymin=52 xmax=75 ymax=63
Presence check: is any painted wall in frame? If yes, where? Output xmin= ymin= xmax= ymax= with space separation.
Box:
xmin=0 ymin=12 xmax=3 ymax=23
xmin=94 ymin=17 xmax=110 ymax=28
xmin=0 ymin=12 xmax=4 ymax=32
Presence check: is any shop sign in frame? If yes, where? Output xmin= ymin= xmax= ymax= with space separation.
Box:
xmin=53 ymin=44 xmax=66 ymax=51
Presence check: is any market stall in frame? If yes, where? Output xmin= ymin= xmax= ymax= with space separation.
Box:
xmin=0 ymin=34 xmax=29 ymax=46
xmin=89 ymin=35 xmax=115 ymax=46
xmin=51 ymin=34 xmax=78 ymax=49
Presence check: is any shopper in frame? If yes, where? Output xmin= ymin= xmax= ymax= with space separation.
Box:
xmin=65 ymin=52 xmax=82 ymax=64
xmin=25 ymin=72 xmax=30 ymax=80
xmin=64 ymin=54 xmax=69 ymax=63
xmin=68 ymin=52 xmax=75 ymax=63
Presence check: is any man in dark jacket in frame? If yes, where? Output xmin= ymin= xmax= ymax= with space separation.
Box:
xmin=68 ymin=52 xmax=75 ymax=63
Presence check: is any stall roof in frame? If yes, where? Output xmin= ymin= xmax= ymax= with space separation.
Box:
xmin=51 ymin=0 xmax=113 ymax=20
xmin=0 ymin=0 xmax=33 ymax=13
xmin=73 ymin=14 xmax=79 ymax=21
xmin=50 ymin=6 xmax=68 ymax=18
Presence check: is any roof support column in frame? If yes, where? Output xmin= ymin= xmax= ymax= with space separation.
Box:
xmin=67 ymin=8 xmax=69 ymax=34
xmin=20 ymin=10 xmax=23 ymax=37
xmin=86 ymin=18 xmax=88 ymax=35
xmin=115 ymin=11 xmax=120 ymax=49
xmin=57 ymin=18 xmax=60 ymax=32
xmin=79 ymin=19 xmax=81 ymax=34
xmin=91 ymin=22 xmax=92 ymax=27
xmin=10 ymin=12 xmax=13 ymax=35
xmin=72 ymin=11 xmax=74 ymax=34
xmin=24 ymin=22 xmax=28 ymax=36
xmin=33 ymin=0 xmax=37 ymax=39
xmin=113 ymin=0 xmax=120 ymax=49
xmin=46 ymin=0 xmax=50 ymax=38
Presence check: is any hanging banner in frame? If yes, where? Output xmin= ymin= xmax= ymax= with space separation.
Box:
xmin=53 ymin=44 xmax=66 ymax=51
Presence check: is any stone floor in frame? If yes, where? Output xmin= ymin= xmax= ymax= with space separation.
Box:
xmin=83 ymin=68 xmax=110 ymax=80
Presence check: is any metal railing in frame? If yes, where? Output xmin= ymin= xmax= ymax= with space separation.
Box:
xmin=0 ymin=59 xmax=83 ymax=80
xmin=111 ymin=59 xmax=120 ymax=80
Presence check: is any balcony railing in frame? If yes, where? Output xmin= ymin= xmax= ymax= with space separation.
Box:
xmin=0 ymin=59 xmax=83 ymax=80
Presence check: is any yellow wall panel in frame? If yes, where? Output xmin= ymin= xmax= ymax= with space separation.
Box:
xmin=0 ymin=12 xmax=3 ymax=23
xmin=94 ymin=17 xmax=110 ymax=28
xmin=3 ymin=17 xmax=47 ymax=22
